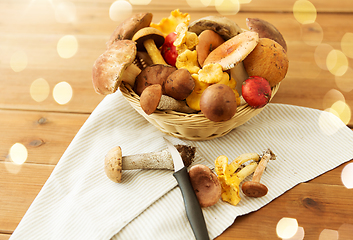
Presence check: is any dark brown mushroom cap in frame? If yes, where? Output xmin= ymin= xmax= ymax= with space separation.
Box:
xmin=140 ymin=84 xmax=163 ymax=115
xmin=132 ymin=27 xmax=165 ymax=52
xmin=200 ymin=84 xmax=237 ymax=122
xmin=246 ymin=18 xmax=287 ymax=52
xmin=241 ymin=181 xmax=268 ymax=198
xmin=92 ymin=40 xmax=137 ymax=95
xmin=106 ymin=12 xmax=153 ymax=49
xmin=133 ymin=64 xmax=177 ymax=96
xmin=163 ymin=68 xmax=195 ymax=100
xmin=189 ymin=164 xmax=221 ymax=208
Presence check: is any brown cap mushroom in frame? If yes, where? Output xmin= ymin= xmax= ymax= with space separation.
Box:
xmin=189 ymin=164 xmax=221 ymax=208
xmin=140 ymin=84 xmax=163 ymax=115
xmin=203 ymin=31 xmax=259 ymax=71
xmin=163 ymin=68 xmax=195 ymax=100
xmin=106 ymin=12 xmax=153 ymax=49
xmin=133 ymin=64 xmax=177 ymax=96
xmin=92 ymin=40 xmax=141 ymax=95
xmin=246 ymin=18 xmax=287 ymax=52
xmin=243 ymin=38 xmax=289 ymax=87
xmin=132 ymin=27 xmax=167 ymax=65
xmin=196 ymin=30 xmax=225 ymax=67
xmin=200 ymin=84 xmax=237 ymax=122
xmin=188 ymin=15 xmax=242 ymax=40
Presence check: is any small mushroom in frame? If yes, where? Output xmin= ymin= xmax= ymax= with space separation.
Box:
xmin=163 ymin=68 xmax=195 ymax=100
xmin=243 ymin=38 xmax=289 ymax=87
xmin=203 ymin=31 xmax=259 ymax=71
xmin=246 ymin=18 xmax=287 ymax=52
xmin=140 ymin=84 xmax=197 ymax=115
xmin=134 ymin=64 xmax=177 ymax=96
xmin=132 ymin=27 xmax=167 ymax=65
xmin=188 ymin=15 xmax=242 ymax=40
xmin=196 ymin=30 xmax=225 ymax=67
xmin=106 ymin=12 xmax=153 ymax=48
xmin=189 ymin=164 xmax=221 ymax=208
xmin=200 ymin=84 xmax=237 ymax=122
xmin=104 ymin=145 xmax=196 ymax=183
xmin=92 ymin=40 xmax=141 ymax=95
xmin=241 ymin=148 xmax=276 ymax=198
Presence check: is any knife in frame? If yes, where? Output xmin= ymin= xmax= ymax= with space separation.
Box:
xmin=164 ymin=137 xmax=209 ymax=240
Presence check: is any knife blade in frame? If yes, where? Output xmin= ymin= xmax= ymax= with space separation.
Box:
xmin=164 ymin=137 xmax=209 ymax=240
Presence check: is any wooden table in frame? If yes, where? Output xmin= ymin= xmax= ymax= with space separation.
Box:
xmin=1 ymin=0 xmax=353 ymax=239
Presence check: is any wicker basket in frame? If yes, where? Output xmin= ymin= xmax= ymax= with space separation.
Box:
xmin=120 ymin=83 xmax=280 ymax=141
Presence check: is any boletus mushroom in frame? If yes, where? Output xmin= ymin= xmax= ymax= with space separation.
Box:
xmin=189 ymin=164 xmax=221 ymax=208
xmin=200 ymin=84 xmax=237 ymax=122
xmin=163 ymin=68 xmax=195 ymax=101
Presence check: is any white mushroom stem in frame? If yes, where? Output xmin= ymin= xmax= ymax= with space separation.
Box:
xmin=252 ymin=148 xmax=275 ymax=182
xmin=121 ymin=63 xmax=141 ymax=87
xmin=236 ymin=162 xmax=258 ymax=182
xmin=157 ymin=95 xmax=198 ymax=114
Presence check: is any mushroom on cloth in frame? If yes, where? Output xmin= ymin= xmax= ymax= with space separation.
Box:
xmin=92 ymin=40 xmax=141 ymax=95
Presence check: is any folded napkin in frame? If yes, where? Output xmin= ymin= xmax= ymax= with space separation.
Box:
xmin=11 ymin=90 xmax=353 ymax=240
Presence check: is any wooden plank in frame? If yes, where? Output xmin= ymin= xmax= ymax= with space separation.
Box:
xmin=216 ymin=182 xmax=353 ymax=239
xmin=0 ymin=234 xmax=10 ymax=240
xmin=0 ymin=110 xmax=88 ymax=165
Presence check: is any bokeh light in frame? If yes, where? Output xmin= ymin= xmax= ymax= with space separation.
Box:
xmin=301 ymin=22 xmax=323 ymax=46
xmin=314 ymin=43 xmax=334 ymax=70
xmin=326 ymin=49 xmax=349 ymax=77
xmin=341 ymin=32 xmax=353 ymax=59
xmin=9 ymin=143 xmax=28 ymax=165
xmin=53 ymin=81 xmax=73 ymax=105
xmin=338 ymin=223 xmax=353 ymax=238
xmin=10 ymin=50 xmax=28 ymax=72
xmin=276 ymin=217 xmax=299 ymax=239
xmin=109 ymin=0 xmax=132 ymax=22
xmin=293 ymin=0 xmax=317 ymax=24
xmin=329 ymin=100 xmax=351 ymax=125
xmin=129 ymin=0 xmax=151 ymax=5
xmin=322 ymin=89 xmax=345 ymax=110
xmin=186 ymin=0 xmax=210 ymax=8
xmin=319 ymin=109 xmax=344 ymax=136
xmin=299 ymin=52 xmax=321 ymax=79
xmin=215 ymin=0 xmax=240 ymax=15
xmin=30 ymin=78 xmax=50 ymax=102
xmin=319 ymin=229 xmax=338 ymax=240
xmin=341 ymin=163 xmax=353 ymax=189
xmin=335 ymin=67 xmax=353 ymax=92
xmin=281 ymin=226 xmax=305 ymax=240
xmin=54 ymin=0 xmax=76 ymax=23
xmin=57 ymin=35 xmax=78 ymax=59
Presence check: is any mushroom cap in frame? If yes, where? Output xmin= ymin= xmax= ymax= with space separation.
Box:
xmin=132 ymin=27 xmax=165 ymax=52
xmin=188 ymin=15 xmax=242 ymax=40
xmin=189 ymin=164 xmax=221 ymax=208
xmin=241 ymin=181 xmax=268 ymax=198
xmin=140 ymin=84 xmax=163 ymax=115
xmin=196 ymin=30 xmax=225 ymax=67
xmin=92 ymin=40 xmax=137 ymax=95
xmin=104 ymin=146 xmax=123 ymax=183
xmin=246 ymin=18 xmax=287 ymax=52
xmin=163 ymin=68 xmax=195 ymax=100
xmin=106 ymin=12 xmax=153 ymax=49
xmin=243 ymin=38 xmax=289 ymax=87
xmin=203 ymin=31 xmax=259 ymax=71
xmin=200 ymin=84 xmax=237 ymax=122
xmin=134 ymin=64 xmax=177 ymax=96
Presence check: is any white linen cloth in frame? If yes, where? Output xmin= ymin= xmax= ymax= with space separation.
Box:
xmin=10 ymin=90 xmax=353 ymax=240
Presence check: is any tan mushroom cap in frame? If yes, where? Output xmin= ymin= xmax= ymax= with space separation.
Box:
xmin=188 ymin=15 xmax=242 ymax=40
xmin=132 ymin=27 xmax=165 ymax=52
xmin=106 ymin=12 xmax=153 ymax=49
xmin=92 ymin=40 xmax=137 ymax=95
xmin=243 ymin=38 xmax=289 ymax=87
xmin=196 ymin=30 xmax=225 ymax=67
xmin=140 ymin=84 xmax=163 ymax=115
xmin=104 ymin=146 xmax=123 ymax=183
xmin=203 ymin=31 xmax=259 ymax=71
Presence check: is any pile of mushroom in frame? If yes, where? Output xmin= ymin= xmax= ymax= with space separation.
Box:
xmin=92 ymin=9 xmax=289 ymax=122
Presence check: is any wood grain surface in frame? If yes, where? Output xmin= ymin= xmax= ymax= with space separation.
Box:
xmin=1 ymin=0 xmax=353 ymax=239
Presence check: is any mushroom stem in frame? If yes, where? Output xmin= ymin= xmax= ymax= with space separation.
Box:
xmin=251 ymin=148 xmax=276 ymax=182
xmin=157 ymin=95 xmax=198 ymax=114
xmin=143 ymin=38 xmax=167 ymax=65
xmin=236 ymin=162 xmax=258 ymax=182
xmin=121 ymin=63 xmax=141 ymax=87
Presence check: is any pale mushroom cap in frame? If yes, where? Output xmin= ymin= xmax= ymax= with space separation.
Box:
xmin=132 ymin=27 xmax=165 ymax=52
xmin=92 ymin=40 xmax=137 ymax=95
xmin=203 ymin=31 xmax=259 ymax=71
xmin=106 ymin=12 xmax=153 ymax=48
xmin=104 ymin=146 xmax=123 ymax=183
